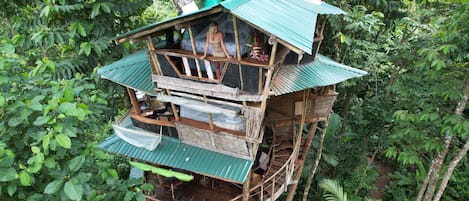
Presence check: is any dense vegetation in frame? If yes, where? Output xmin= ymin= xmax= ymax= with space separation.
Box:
xmin=296 ymin=1 xmax=469 ymax=201
xmin=0 ymin=0 xmax=467 ymax=201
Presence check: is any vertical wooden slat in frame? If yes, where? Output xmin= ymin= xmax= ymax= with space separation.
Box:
xmin=204 ymin=95 xmax=215 ymax=130
xmin=127 ymin=88 xmax=141 ymax=115
xmin=188 ymin=26 xmax=203 ymax=78
xmin=232 ymin=15 xmax=242 ymax=60
xmin=166 ymin=89 xmax=180 ymax=121
xmin=242 ymin=171 xmax=251 ymax=201
xmin=269 ymin=38 xmax=278 ymax=66
xmin=258 ymin=68 xmax=263 ymax=94
xmin=260 ymin=181 xmax=264 ymax=201
xmin=238 ymin=64 xmax=244 ymax=90
xmin=146 ymin=36 xmax=161 ymax=75
xmin=272 ymin=176 xmax=276 ymax=199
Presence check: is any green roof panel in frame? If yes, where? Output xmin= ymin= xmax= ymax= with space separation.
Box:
xmin=97 ymin=50 xmax=156 ymax=95
xmin=222 ymin=0 xmax=346 ymax=53
xmin=115 ymin=0 xmax=345 ymax=54
xmin=271 ymin=54 xmax=368 ymax=95
xmin=99 ymin=135 xmax=253 ymax=183
xmin=115 ymin=5 xmax=219 ymax=40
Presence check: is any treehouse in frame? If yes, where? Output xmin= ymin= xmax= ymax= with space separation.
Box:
xmin=97 ymin=1 xmax=367 ymax=200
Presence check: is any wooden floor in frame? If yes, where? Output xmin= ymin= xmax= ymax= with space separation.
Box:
xmin=147 ymin=175 xmax=243 ymax=201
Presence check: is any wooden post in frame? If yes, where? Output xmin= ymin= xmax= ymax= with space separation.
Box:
xmin=188 ymin=26 xmax=203 ymax=78
xmin=313 ymin=16 xmax=327 ymax=58
xmin=269 ymin=37 xmax=278 ymax=66
xmin=204 ymin=95 xmax=215 ymax=130
xmin=242 ymin=171 xmax=251 ymax=201
xmin=232 ymin=15 xmax=242 ymax=60
xmin=285 ymin=122 xmax=318 ymax=201
xmin=146 ymin=36 xmax=162 ymax=75
xmin=285 ymin=89 xmax=311 ymax=201
xmin=302 ymin=120 xmax=329 ymax=201
xmin=258 ymin=68 xmax=263 ymax=95
xmin=238 ymin=64 xmax=244 ymax=91
xmin=166 ymin=89 xmax=180 ymax=121
xmin=127 ymin=88 xmax=141 ymax=115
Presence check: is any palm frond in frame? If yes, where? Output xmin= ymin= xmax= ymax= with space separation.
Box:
xmin=319 ymin=179 xmax=348 ymax=201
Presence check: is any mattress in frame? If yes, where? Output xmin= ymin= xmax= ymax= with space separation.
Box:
xmin=180 ymin=105 xmax=246 ymax=132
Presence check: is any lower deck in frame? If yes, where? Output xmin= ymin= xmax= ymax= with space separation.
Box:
xmin=145 ymin=174 xmax=242 ymax=201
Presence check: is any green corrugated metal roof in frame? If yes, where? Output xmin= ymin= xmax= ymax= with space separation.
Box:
xmin=116 ymin=0 xmax=345 ymax=54
xmin=97 ymin=50 xmax=156 ymax=95
xmin=222 ymin=0 xmax=345 ymax=53
xmin=271 ymin=54 xmax=368 ymax=95
xmin=115 ymin=5 xmax=219 ymax=40
xmin=98 ymin=135 xmax=253 ymax=183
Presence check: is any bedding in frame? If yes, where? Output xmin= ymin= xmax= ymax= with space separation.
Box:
xmin=180 ymin=104 xmax=246 ymax=132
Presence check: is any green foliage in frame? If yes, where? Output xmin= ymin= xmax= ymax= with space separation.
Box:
xmin=319 ymin=179 xmax=348 ymax=201
xmin=1 ymin=0 xmax=152 ymax=79
xmin=306 ymin=0 xmax=469 ymax=200
xmin=0 ymin=0 xmax=153 ymax=199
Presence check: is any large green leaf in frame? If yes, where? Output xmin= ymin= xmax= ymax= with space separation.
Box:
xmin=8 ymin=116 xmax=23 ymax=127
xmin=19 ymin=170 xmax=32 ymax=186
xmin=62 ymin=87 xmax=75 ymax=102
xmin=55 ymin=134 xmax=71 ymax=149
xmin=319 ymin=179 xmax=348 ymax=201
xmin=91 ymin=4 xmax=101 ymax=19
xmin=129 ymin=161 xmax=193 ymax=182
xmin=7 ymin=182 xmax=16 ymax=196
xmin=58 ymin=102 xmax=79 ymax=117
xmin=64 ymin=180 xmax=83 ymax=200
xmin=68 ymin=156 xmax=85 ymax=172
xmin=0 ymin=168 xmax=17 ymax=181
xmin=44 ymin=179 xmax=64 ymax=194
xmin=33 ymin=116 xmax=50 ymax=126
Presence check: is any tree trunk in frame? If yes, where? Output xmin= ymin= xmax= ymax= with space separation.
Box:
xmin=302 ymin=121 xmax=329 ymax=201
xmin=416 ymin=162 xmax=435 ymax=201
xmin=433 ymin=138 xmax=469 ymax=201
xmin=418 ymin=81 xmax=469 ymax=201
xmin=431 ymin=82 xmax=469 ymax=201
xmin=422 ymin=137 xmax=451 ymax=201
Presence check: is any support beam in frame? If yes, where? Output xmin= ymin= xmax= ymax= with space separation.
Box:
xmin=285 ymin=122 xmax=318 ymax=201
xmin=127 ymin=88 xmax=141 ymax=115
xmin=242 ymin=171 xmax=251 ymax=201
xmin=232 ymin=15 xmax=242 ymax=60
xmin=286 ymin=89 xmax=311 ymax=201
xmin=188 ymin=26 xmax=203 ymax=78
xmin=146 ymin=36 xmax=162 ymax=75
xmin=166 ymin=89 xmax=180 ymax=121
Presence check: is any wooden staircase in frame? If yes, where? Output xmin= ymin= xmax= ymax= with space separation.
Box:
xmin=256 ymin=120 xmax=295 ymax=200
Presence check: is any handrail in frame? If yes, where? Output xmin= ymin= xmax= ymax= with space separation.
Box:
xmin=230 ymin=123 xmax=304 ymax=201
xmin=153 ymin=49 xmax=271 ymax=69
xmin=230 ymin=154 xmax=294 ymax=201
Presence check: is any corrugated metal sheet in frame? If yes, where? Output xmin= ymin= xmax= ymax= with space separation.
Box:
xmin=115 ymin=0 xmax=345 ymax=54
xmin=115 ymin=5 xmax=219 ymax=40
xmin=97 ymin=50 xmax=156 ymax=95
xmin=271 ymin=54 xmax=368 ymax=95
xmin=99 ymin=135 xmax=253 ymax=183
xmin=222 ymin=0 xmax=345 ymax=53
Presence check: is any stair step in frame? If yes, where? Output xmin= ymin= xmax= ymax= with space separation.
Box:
xmin=275 ymin=144 xmax=293 ymax=150
xmin=275 ymin=149 xmax=292 ymax=156
xmin=272 ymin=160 xmax=286 ymax=167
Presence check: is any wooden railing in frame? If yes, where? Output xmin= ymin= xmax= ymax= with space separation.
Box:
xmin=229 ymin=155 xmax=293 ymax=201
xmin=229 ymin=125 xmax=303 ymax=201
